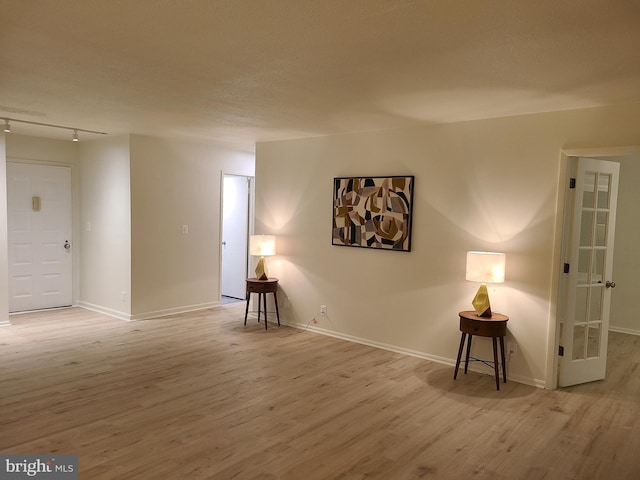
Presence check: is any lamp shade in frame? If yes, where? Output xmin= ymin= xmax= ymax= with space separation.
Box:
xmin=250 ymin=235 xmax=276 ymax=257
xmin=466 ymin=251 xmax=506 ymax=284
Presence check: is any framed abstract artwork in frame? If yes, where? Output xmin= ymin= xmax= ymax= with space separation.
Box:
xmin=332 ymin=175 xmax=414 ymax=252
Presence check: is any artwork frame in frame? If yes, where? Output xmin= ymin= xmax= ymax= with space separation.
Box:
xmin=332 ymin=175 xmax=415 ymax=252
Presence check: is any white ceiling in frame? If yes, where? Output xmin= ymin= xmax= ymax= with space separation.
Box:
xmin=2 ymin=1 xmax=640 ymax=151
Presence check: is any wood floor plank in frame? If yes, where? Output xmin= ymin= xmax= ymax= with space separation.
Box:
xmin=2 ymin=306 xmax=640 ymax=479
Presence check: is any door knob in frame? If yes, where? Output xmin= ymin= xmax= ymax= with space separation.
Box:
xmin=64 ymin=241 xmax=71 ymax=250
xmin=605 ymin=280 xmax=616 ymax=288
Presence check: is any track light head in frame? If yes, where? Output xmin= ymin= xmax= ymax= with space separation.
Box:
xmin=3 ymin=119 xmax=10 ymax=133
xmin=72 ymin=130 xmax=79 ymax=142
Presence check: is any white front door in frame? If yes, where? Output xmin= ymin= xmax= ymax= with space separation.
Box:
xmin=558 ymin=157 xmax=619 ymax=387
xmin=7 ymin=162 xmax=73 ymax=312
xmin=221 ymin=175 xmax=250 ymax=300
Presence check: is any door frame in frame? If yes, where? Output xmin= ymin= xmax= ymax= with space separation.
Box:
xmin=219 ymin=172 xmax=254 ymax=302
xmin=6 ymin=158 xmax=79 ymax=316
xmin=548 ymin=146 xmax=640 ymax=389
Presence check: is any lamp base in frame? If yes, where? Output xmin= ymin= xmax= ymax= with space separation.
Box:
xmin=472 ymin=284 xmax=492 ymax=317
xmin=255 ymin=256 xmax=268 ymax=280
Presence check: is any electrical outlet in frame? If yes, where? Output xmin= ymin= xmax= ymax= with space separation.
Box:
xmin=320 ymin=305 xmax=327 ymax=315
xmin=508 ymin=341 xmax=518 ymax=357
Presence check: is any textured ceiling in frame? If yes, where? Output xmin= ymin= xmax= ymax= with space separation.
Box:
xmin=1 ymin=0 xmax=640 ymax=150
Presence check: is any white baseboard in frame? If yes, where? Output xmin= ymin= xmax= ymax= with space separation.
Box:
xmin=130 ymin=301 xmax=219 ymax=321
xmin=283 ymin=320 xmax=545 ymax=389
xmin=77 ymin=301 xmax=132 ymax=321
xmin=609 ymin=326 xmax=640 ymax=336
xmin=78 ymin=301 xmax=221 ymax=321
xmin=285 ymin=320 xmax=453 ymax=363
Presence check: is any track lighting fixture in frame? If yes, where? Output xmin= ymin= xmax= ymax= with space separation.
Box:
xmin=0 ymin=117 xmax=107 ymax=141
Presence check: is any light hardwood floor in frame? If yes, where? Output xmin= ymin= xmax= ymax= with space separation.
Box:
xmin=2 ymin=305 xmax=640 ymax=479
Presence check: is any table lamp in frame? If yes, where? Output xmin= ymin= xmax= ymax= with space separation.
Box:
xmin=466 ymin=251 xmax=506 ymax=317
xmin=250 ymin=235 xmax=276 ymax=280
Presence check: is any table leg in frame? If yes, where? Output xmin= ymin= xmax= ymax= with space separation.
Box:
xmin=263 ymin=291 xmax=268 ymax=330
xmin=464 ymin=335 xmax=473 ymax=374
xmin=244 ymin=291 xmax=250 ymax=325
xmin=273 ymin=292 xmax=280 ymax=326
xmin=499 ymin=336 xmax=507 ymax=383
xmin=454 ymin=332 xmax=466 ymax=380
xmin=492 ymin=337 xmax=500 ymax=390
xmin=257 ymin=293 xmax=262 ymax=322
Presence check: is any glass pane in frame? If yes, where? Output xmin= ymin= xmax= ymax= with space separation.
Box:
xmin=580 ymin=211 xmax=594 ymax=246
xmin=589 ymin=286 xmax=602 ymax=322
xmin=587 ymin=324 xmax=601 ymax=358
xmin=597 ymin=174 xmax=611 ymax=209
xmin=595 ymin=211 xmax=607 ymax=247
xmin=578 ymin=249 xmax=591 ymax=284
xmin=573 ymin=325 xmax=586 ymax=360
xmin=582 ymin=172 xmax=596 ymax=208
xmin=575 ymin=286 xmax=588 ymax=322
xmin=592 ymin=249 xmax=605 ymax=284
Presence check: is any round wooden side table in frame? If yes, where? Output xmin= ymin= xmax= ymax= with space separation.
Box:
xmin=453 ymin=310 xmax=509 ymax=390
xmin=244 ymin=277 xmax=280 ymax=330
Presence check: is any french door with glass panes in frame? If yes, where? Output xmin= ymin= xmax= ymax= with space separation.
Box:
xmin=558 ymin=157 xmax=619 ymax=387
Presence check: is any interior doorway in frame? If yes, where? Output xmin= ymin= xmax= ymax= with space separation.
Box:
xmin=553 ymin=147 xmax=640 ymax=388
xmin=221 ymin=174 xmax=253 ymax=302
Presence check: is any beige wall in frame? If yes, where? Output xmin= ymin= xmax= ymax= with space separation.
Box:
xmin=255 ymin=103 xmax=640 ymax=387
xmin=610 ymin=155 xmax=640 ymax=334
xmin=78 ymin=135 xmax=132 ymax=318
xmin=6 ymin=134 xmax=78 ymax=164
xmin=130 ymin=135 xmax=254 ymax=319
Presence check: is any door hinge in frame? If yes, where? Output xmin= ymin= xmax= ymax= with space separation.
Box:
xmin=563 ymin=263 xmax=570 ymax=274
xmin=569 ymin=178 xmax=576 ymax=189
xmin=559 ymin=345 xmax=565 ymax=356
